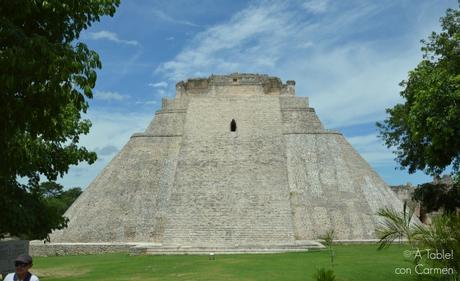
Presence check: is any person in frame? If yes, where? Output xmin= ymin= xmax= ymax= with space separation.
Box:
xmin=3 ymin=254 xmax=39 ymax=281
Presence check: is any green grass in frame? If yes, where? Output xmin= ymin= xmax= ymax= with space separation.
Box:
xmin=31 ymin=245 xmax=418 ymax=281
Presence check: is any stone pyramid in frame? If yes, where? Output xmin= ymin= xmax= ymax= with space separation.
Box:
xmin=50 ymin=73 xmax=403 ymax=250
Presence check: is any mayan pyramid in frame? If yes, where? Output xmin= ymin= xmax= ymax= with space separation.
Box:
xmin=50 ymin=73 xmax=403 ymax=251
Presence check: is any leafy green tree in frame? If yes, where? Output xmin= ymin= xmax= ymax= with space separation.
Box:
xmin=39 ymin=181 xmax=82 ymax=215
xmin=0 ymin=0 xmax=120 ymax=240
xmin=39 ymin=181 xmax=66 ymax=198
xmin=59 ymin=187 xmax=83 ymax=209
xmin=412 ymin=182 xmax=460 ymax=214
xmin=375 ymin=8 xmax=460 ymax=279
xmin=376 ymin=5 xmax=460 ymax=178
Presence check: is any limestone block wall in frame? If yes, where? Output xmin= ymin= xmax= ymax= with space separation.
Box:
xmin=209 ymin=85 xmax=267 ymax=96
xmin=30 ymin=243 xmax=133 ymax=256
xmin=161 ymin=97 xmax=190 ymax=111
xmin=50 ymin=136 xmax=182 ymax=242
xmin=161 ymin=96 xmax=296 ymax=246
xmin=285 ymin=133 xmax=403 ymax=240
xmin=280 ymin=96 xmax=323 ymax=133
xmin=145 ymin=98 xmax=189 ymax=136
xmin=144 ymin=112 xmax=184 ymax=136
xmin=280 ymin=96 xmax=309 ymax=108
xmin=281 ymin=109 xmax=324 ymax=133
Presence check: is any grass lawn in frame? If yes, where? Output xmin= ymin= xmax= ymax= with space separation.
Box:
xmin=30 ymin=244 xmax=418 ymax=281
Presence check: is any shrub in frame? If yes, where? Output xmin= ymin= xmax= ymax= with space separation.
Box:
xmin=376 ymin=202 xmax=418 ymax=249
xmin=313 ymin=268 xmax=336 ymax=281
xmin=413 ymin=214 xmax=460 ymax=280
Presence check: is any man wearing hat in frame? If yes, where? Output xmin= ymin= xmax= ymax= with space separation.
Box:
xmin=3 ymin=254 xmax=39 ymax=281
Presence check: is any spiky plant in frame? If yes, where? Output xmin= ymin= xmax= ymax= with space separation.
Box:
xmin=319 ymin=229 xmax=335 ymax=267
xmin=376 ymin=201 xmax=417 ymax=249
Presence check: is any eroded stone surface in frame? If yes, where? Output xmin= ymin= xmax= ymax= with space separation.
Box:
xmin=50 ymin=73 xmax=403 ymax=248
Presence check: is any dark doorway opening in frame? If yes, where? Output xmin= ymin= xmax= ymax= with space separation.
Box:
xmin=230 ymin=119 xmax=237 ymax=132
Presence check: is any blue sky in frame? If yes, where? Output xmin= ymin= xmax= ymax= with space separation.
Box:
xmin=59 ymin=0 xmax=458 ymax=189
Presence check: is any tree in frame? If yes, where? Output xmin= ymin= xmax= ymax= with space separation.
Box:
xmin=376 ymin=4 xmax=460 ymax=178
xmin=0 ymin=0 xmax=120 ymax=240
xmin=376 ymin=8 xmax=460 ymax=279
xmin=39 ymin=181 xmax=82 ymax=218
xmin=39 ymin=181 xmax=66 ymax=198
xmin=412 ymin=182 xmax=460 ymax=214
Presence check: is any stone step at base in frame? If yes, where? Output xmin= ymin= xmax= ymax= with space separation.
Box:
xmin=130 ymin=240 xmax=325 ymax=255
xmin=30 ymin=241 xmax=325 ymax=256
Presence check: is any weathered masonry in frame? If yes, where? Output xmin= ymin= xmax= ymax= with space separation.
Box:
xmin=49 ymin=73 xmax=402 ymax=253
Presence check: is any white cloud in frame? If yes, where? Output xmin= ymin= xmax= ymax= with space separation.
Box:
xmin=87 ymin=30 xmax=140 ymax=46
xmin=155 ymin=0 xmax=432 ymax=129
xmin=95 ymin=145 xmax=119 ymax=156
xmin=148 ymin=81 xmax=168 ymax=88
xmin=136 ymin=82 xmax=169 ymax=106
xmin=347 ymin=133 xmax=394 ymax=166
xmin=297 ymin=41 xmax=314 ymax=49
xmin=345 ymin=132 xmax=432 ymax=185
xmin=156 ymin=2 xmax=294 ymax=80
xmin=152 ymin=10 xmax=200 ymax=27
xmin=302 ymin=0 xmax=329 ymax=13
xmin=135 ymin=100 xmax=158 ymax=105
xmin=145 ymin=100 xmax=158 ymax=105
xmin=156 ymin=89 xmax=167 ymax=96
xmin=295 ymin=43 xmax=420 ymax=128
xmin=94 ymin=90 xmax=128 ymax=101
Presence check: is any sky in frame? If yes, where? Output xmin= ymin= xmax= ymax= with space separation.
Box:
xmin=59 ymin=0 xmax=459 ymax=189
